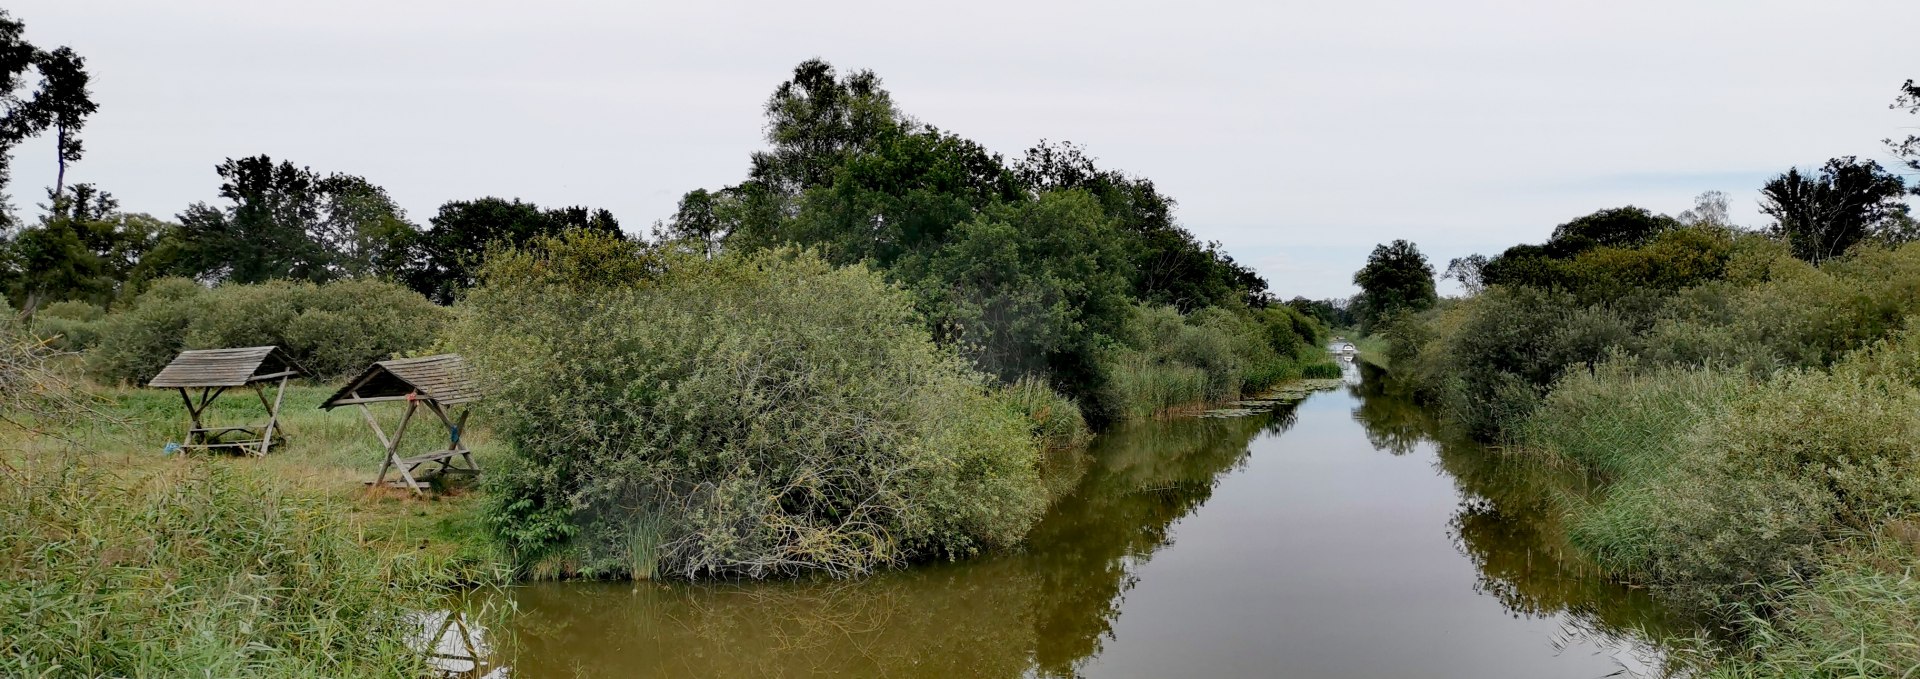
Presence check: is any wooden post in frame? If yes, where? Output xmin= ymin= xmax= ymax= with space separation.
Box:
xmin=255 ymin=375 xmax=289 ymax=456
xmin=377 ymin=399 xmax=423 ymax=493
xmin=178 ymin=388 xmax=199 ymax=446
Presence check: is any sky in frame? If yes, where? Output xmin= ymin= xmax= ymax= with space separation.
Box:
xmin=8 ymin=0 xmax=1918 ymax=299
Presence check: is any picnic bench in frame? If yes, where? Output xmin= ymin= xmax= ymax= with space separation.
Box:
xmin=148 ymin=346 xmax=306 ymax=456
xmin=321 ymin=354 xmax=481 ymax=494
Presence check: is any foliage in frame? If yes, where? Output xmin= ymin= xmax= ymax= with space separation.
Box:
xmin=2 ymin=185 xmax=176 ymax=313
xmin=674 ymin=60 xmax=1279 ymax=415
xmin=0 ymin=9 xmax=96 ymax=224
xmin=995 ymin=375 xmax=1092 ymax=451
xmin=1095 ymin=302 xmax=1326 ymax=419
xmin=404 ymin=196 xmax=624 ymax=304
xmin=86 ymin=277 xmax=446 ymax=383
xmin=171 ymin=155 xmax=419 ymax=284
xmin=1697 ymin=540 xmax=1920 ymax=678
xmin=451 ymin=232 xmax=1048 ymax=579
xmin=1761 ymin=157 xmax=1910 ymax=264
xmin=1352 ymin=239 xmax=1436 ymax=333
xmin=28 ymin=299 xmax=103 ymax=351
xmin=1890 ymin=78 xmax=1920 ymax=179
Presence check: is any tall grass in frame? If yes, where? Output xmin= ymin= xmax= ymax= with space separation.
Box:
xmin=0 ymin=455 xmax=466 ymax=677
xmin=1095 ymin=302 xmax=1330 ymax=418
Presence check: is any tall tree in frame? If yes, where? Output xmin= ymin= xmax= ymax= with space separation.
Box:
xmin=1761 ymin=157 xmax=1910 ymax=263
xmin=1353 ymin=240 xmax=1436 ymax=332
xmin=0 ymin=11 xmax=97 ymax=215
xmin=405 ymin=197 xmax=622 ymax=303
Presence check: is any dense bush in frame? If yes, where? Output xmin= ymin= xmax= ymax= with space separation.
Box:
xmin=28 ymin=300 xmax=106 ymax=351
xmin=452 ymin=233 xmax=1048 ymax=579
xmin=86 ymin=277 xmax=447 ymax=383
xmin=1521 ymin=332 xmax=1920 ymax=612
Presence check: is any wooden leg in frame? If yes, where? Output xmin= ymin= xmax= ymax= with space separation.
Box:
xmin=256 ymin=376 xmax=288 ymax=457
xmin=178 ymin=388 xmax=199 ymax=446
xmin=389 ymin=401 xmax=423 ymax=494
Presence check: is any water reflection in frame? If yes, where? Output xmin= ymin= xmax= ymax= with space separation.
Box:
xmin=485 ymin=366 xmax=1685 ymax=678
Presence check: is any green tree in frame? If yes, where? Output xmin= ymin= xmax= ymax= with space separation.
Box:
xmin=404 ymin=197 xmax=622 ymax=303
xmin=172 ymin=156 xmax=418 ymax=284
xmin=1353 ymin=239 xmax=1436 ymax=332
xmin=1016 ymin=141 xmax=1268 ymax=310
xmin=1761 ymin=157 xmax=1910 ymax=263
xmin=0 ymin=11 xmax=98 ymax=222
xmin=1547 ymin=206 xmax=1680 ymax=253
xmin=908 ymin=190 xmax=1131 ymax=385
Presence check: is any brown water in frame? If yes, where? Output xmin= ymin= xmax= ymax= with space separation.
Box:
xmin=480 ymin=362 xmax=1686 ymax=678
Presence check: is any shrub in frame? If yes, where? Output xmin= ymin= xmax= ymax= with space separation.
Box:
xmin=87 ymin=278 xmax=447 ymax=383
xmin=995 ymin=375 xmax=1091 ymax=451
xmin=29 ymin=301 xmax=106 ymax=351
xmin=452 ymin=233 xmax=1047 ymax=579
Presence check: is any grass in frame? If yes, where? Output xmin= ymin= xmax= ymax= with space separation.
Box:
xmin=0 ymin=377 xmax=508 ymax=675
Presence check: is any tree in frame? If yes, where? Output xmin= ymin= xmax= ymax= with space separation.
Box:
xmin=0 ymin=11 xmax=97 ymax=215
xmin=1889 ymin=79 xmax=1919 ymax=181
xmin=751 ymin=58 xmax=905 ymax=194
xmin=1443 ymin=254 xmax=1488 ymax=296
xmin=172 ymin=156 xmax=418 ymax=284
xmin=1761 ymin=157 xmax=1910 ymax=263
xmin=1547 ymin=206 xmax=1679 ymax=253
xmin=1017 ymin=140 xmax=1268 ymax=310
xmin=1677 ymin=190 xmax=1732 ymax=228
xmin=1353 ymin=240 xmax=1436 ymax=332
xmin=405 ymin=197 xmax=622 ymax=303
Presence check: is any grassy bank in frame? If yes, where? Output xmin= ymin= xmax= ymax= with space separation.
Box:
xmin=0 ymin=374 xmax=506 ymax=675
xmin=1384 ymin=233 xmax=1920 ymax=676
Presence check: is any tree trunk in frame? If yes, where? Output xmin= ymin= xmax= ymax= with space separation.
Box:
xmin=52 ymin=125 xmax=66 ymax=199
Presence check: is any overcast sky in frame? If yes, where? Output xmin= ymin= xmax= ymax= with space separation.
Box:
xmin=9 ymin=1 xmax=1918 ymax=298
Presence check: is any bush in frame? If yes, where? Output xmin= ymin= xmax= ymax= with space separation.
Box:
xmin=87 ymin=278 xmax=447 ymax=384
xmin=452 ymin=233 xmax=1047 ymax=579
xmin=995 ymin=375 xmax=1091 ymax=451
xmin=1523 ymin=339 xmax=1920 ymax=611
xmin=29 ymin=301 xmax=106 ymax=352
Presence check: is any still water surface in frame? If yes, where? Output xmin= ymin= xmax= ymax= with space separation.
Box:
xmin=486 ymin=362 xmax=1684 ymax=678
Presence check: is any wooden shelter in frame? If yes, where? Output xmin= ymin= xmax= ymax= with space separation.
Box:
xmin=148 ymin=346 xmax=306 ymax=456
xmin=321 ymin=354 xmax=481 ymax=493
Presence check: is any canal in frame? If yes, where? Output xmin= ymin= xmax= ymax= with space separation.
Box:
xmin=480 ymin=361 xmax=1685 ymax=677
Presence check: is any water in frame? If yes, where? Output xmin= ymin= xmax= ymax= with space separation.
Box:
xmin=480 ymin=362 xmax=1684 ymax=678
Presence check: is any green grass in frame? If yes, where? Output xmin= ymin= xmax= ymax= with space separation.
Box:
xmin=0 ymin=381 xmax=508 ymax=675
